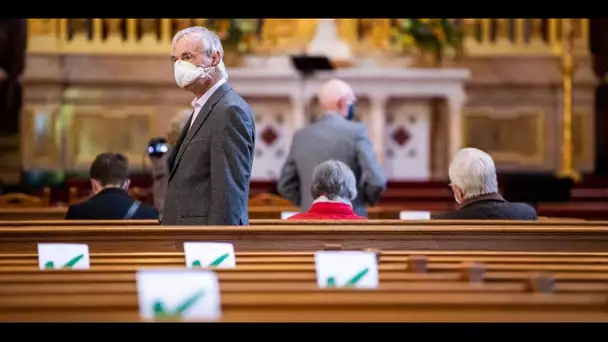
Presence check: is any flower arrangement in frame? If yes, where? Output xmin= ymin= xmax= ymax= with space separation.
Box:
xmin=204 ymin=19 xmax=260 ymax=54
xmin=392 ymin=18 xmax=464 ymax=66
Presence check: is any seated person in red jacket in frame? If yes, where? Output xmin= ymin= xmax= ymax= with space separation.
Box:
xmin=288 ymin=160 xmax=366 ymax=220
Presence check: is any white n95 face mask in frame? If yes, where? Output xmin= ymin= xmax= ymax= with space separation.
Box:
xmin=173 ymin=60 xmax=216 ymax=88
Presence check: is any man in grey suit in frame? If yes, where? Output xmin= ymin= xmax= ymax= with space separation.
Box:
xmin=162 ymin=26 xmax=255 ymax=226
xmin=278 ymin=78 xmax=387 ymax=217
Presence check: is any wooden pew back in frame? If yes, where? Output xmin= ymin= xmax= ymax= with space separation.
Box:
xmin=1 ymin=222 xmax=608 ymax=252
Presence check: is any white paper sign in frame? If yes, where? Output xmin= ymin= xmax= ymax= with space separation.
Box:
xmin=183 ymin=242 xmax=236 ymax=269
xmin=281 ymin=211 xmax=298 ymax=220
xmin=37 ymin=243 xmax=90 ymax=270
xmin=136 ymin=269 xmax=222 ymax=321
xmin=314 ymin=251 xmax=379 ymax=289
xmin=399 ymin=211 xmax=431 ymax=220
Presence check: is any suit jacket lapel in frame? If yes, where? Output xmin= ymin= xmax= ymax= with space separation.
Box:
xmin=169 ymin=83 xmax=233 ymax=181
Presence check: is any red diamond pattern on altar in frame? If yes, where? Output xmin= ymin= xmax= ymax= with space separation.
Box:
xmin=261 ymin=126 xmax=279 ymax=146
xmin=391 ymin=126 xmax=411 ymax=146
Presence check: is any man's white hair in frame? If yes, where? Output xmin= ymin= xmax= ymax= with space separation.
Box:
xmin=448 ymin=147 xmax=499 ymax=200
xmin=172 ymin=26 xmax=229 ymax=80
xmin=311 ymin=160 xmax=358 ymax=201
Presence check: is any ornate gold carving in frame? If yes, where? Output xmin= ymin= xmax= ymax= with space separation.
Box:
xmin=140 ymin=19 xmax=158 ymax=45
xmin=140 ymin=19 xmax=157 ymax=34
xmin=175 ymin=19 xmax=193 ymax=32
xmin=69 ymin=19 xmax=90 ymax=41
xmin=105 ymin=19 xmax=123 ymax=37
xmin=28 ymin=19 xmax=55 ymax=36
xmin=359 ymin=19 xmax=390 ymax=51
xmin=261 ymin=19 xmax=301 ymax=52
xmin=27 ymin=19 xmax=589 ymax=57
xmin=335 ymin=19 xmax=358 ymax=46
xmin=104 ymin=19 xmax=123 ymax=45
xmin=462 ymin=108 xmax=546 ymax=165
xmin=27 ymin=19 xmax=58 ymax=53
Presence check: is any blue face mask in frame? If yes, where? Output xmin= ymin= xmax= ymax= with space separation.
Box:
xmin=346 ymin=103 xmax=355 ymax=121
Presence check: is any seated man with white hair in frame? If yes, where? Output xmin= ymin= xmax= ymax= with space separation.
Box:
xmin=288 ymin=160 xmax=366 ymax=220
xmin=433 ymin=147 xmax=537 ymax=220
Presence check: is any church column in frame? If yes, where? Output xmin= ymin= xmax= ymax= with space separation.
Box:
xmin=447 ymin=91 xmax=467 ymax=161
xmin=369 ymin=95 xmax=388 ymax=162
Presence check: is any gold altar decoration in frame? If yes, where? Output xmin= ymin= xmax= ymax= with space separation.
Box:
xmin=392 ymin=18 xmax=464 ymax=67
xmin=205 ymin=19 xmax=260 ymax=66
xmin=26 ymin=19 xmax=590 ymax=59
xmin=556 ymin=19 xmax=581 ymax=182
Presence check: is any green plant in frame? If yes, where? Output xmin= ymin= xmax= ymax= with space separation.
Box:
xmin=393 ymin=19 xmax=464 ymax=64
xmin=205 ymin=19 xmax=260 ymax=53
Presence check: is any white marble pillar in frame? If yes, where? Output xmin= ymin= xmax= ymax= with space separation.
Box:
xmin=369 ymin=95 xmax=388 ymax=161
xmin=447 ymin=91 xmax=467 ymax=161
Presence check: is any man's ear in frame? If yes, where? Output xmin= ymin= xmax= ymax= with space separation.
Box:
xmin=123 ymin=179 xmax=131 ymax=190
xmin=212 ymin=51 xmax=222 ymax=66
xmin=454 ymin=185 xmax=465 ymax=203
xmin=91 ymin=179 xmax=101 ymax=194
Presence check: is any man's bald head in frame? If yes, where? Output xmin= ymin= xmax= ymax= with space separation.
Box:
xmin=317 ymin=79 xmax=356 ymax=118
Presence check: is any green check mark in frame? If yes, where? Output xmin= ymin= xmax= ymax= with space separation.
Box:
xmin=326 ymin=268 xmax=370 ymax=288
xmin=191 ymin=253 xmax=230 ymax=268
xmin=43 ymin=254 xmax=85 ymax=269
xmin=152 ymin=289 xmax=205 ymax=320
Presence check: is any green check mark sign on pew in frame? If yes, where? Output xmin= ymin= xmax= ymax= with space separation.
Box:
xmin=191 ymin=253 xmax=230 ymax=268
xmin=183 ymin=242 xmax=236 ymax=269
xmin=326 ymin=268 xmax=370 ymax=288
xmin=152 ymin=290 xmax=206 ymax=319
xmin=314 ymin=251 xmax=380 ymax=289
xmin=44 ymin=254 xmax=85 ymax=269
xmin=136 ymin=270 xmax=223 ymax=321
xmin=37 ymin=243 xmax=91 ymax=270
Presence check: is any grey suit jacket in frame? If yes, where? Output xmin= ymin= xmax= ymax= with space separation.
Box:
xmin=277 ymin=113 xmax=387 ymax=217
xmin=161 ymin=83 xmax=255 ymax=226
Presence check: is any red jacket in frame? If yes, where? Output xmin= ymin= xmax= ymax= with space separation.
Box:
xmin=287 ymin=202 xmax=366 ymax=220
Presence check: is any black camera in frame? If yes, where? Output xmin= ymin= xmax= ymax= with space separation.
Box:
xmin=147 ymin=137 xmax=169 ymax=157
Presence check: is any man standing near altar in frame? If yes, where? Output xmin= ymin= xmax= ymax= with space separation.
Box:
xmin=162 ymin=26 xmax=255 ymax=226
xmin=278 ymin=79 xmax=387 ymax=217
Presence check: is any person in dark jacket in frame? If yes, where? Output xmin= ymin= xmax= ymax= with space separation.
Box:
xmin=65 ymin=153 xmax=159 ymax=220
xmin=432 ymin=147 xmax=537 ymax=220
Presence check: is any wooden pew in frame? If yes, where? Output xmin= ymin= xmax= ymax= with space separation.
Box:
xmin=0 ymin=188 xmax=51 ymax=208
xmin=1 ymin=223 xmax=608 ymax=252
xmin=2 ymin=250 xmax=608 ymax=321
xmin=1 ymin=263 xmax=607 ymax=322
xmin=3 ymin=289 xmax=608 ymax=322
xmin=0 ymin=203 xmax=600 ymax=221
xmin=4 ymin=250 xmax=608 ymax=273
xmin=2 ymin=249 xmax=608 ymax=283
xmin=0 ymin=218 xmax=594 ymax=227
xmin=1 ymin=260 xmax=608 ymax=322
xmin=0 ymin=204 xmax=448 ymax=221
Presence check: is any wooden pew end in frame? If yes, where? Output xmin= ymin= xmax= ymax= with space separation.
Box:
xmin=460 ymin=262 xmax=485 ymax=283
xmin=408 ymin=255 xmax=428 ymax=273
xmin=526 ymin=273 xmax=555 ymax=293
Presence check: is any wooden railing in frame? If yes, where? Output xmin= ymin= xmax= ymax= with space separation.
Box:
xmin=26 ymin=18 xmax=590 ymax=57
